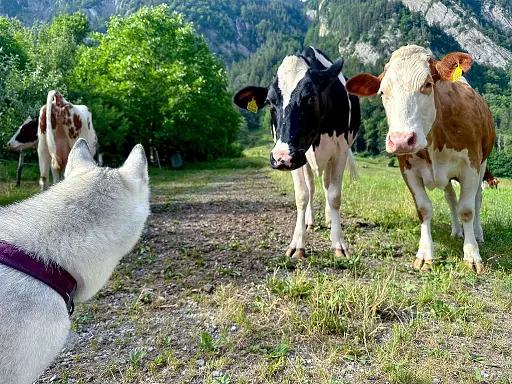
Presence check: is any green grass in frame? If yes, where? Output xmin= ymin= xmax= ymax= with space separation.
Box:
xmin=3 ymin=136 xmax=511 ymax=383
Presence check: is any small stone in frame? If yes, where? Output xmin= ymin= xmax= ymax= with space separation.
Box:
xmin=212 ymin=370 xmax=221 ymax=377
xmin=230 ymin=326 xmax=237 ymax=332
xmin=49 ymin=375 xmax=58 ymax=382
xmin=196 ymin=359 xmax=205 ymax=367
xmin=147 ymin=346 xmax=154 ymax=352
xmin=433 ymin=378 xmax=441 ymax=384
xmin=203 ymin=284 xmax=214 ymax=293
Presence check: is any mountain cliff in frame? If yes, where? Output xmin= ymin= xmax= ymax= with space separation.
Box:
xmin=304 ymin=0 xmax=512 ymax=70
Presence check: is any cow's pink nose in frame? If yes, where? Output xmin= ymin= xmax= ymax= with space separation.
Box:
xmin=6 ymin=142 xmax=11 ymax=148
xmin=388 ymin=132 xmax=417 ymax=154
xmin=271 ymin=150 xmax=293 ymax=169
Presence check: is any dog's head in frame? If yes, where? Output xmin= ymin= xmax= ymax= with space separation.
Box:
xmin=61 ymin=139 xmax=151 ymax=301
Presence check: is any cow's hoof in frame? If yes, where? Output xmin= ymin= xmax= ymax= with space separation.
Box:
xmin=292 ymin=249 xmax=306 ymax=260
xmin=286 ymin=248 xmax=305 ymax=260
xmin=413 ymin=258 xmax=432 ymax=271
xmin=334 ymin=247 xmax=350 ymax=258
xmin=475 ymin=237 xmax=484 ymax=244
xmin=421 ymin=260 xmax=433 ymax=272
xmin=306 ymin=224 xmax=315 ymax=232
xmin=412 ymin=258 xmax=423 ymax=270
xmin=464 ymin=261 xmax=484 ymax=274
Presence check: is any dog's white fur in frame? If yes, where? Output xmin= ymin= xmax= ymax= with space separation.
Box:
xmin=0 ymin=139 xmax=150 ymax=384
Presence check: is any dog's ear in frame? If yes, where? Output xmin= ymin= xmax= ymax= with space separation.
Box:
xmin=65 ymin=139 xmax=95 ymax=178
xmin=120 ymin=144 xmax=148 ymax=184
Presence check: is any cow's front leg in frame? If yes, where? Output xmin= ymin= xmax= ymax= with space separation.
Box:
xmin=401 ymin=166 xmax=434 ymax=271
xmin=286 ymin=167 xmax=308 ymax=260
xmin=304 ymin=163 xmax=315 ymax=232
xmin=328 ymin=152 xmax=350 ymax=257
xmin=444 ymin=182 xmax=463 ymax=238
xmin=459 ymin=169 xmax=483 ymax=273
xmin=37 ymin=137 xmax=50 ymax=192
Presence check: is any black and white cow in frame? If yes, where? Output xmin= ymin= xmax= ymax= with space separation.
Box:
xmin=233 ymin=47 xmax=361 ymax=259
xmin=7 ymin=117 xmax=38 ymax=150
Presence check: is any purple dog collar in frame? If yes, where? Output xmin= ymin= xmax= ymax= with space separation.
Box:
xmin=0 ymin=242 xmax=77 ymax=315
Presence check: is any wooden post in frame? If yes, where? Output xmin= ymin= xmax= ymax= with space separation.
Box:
xmin=154 ymin=149 xmax=162 ymax=169
xmin=16 ymin=150 xmax=24 ymax=187
xmin=98 ymin=153 xmax=103 ymax=167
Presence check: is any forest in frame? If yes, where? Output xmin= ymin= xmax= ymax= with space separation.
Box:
xmin=0 ymin=0 xmax=511 ymax=173
xmin=0 ymin=6 xmax=241 ymax=163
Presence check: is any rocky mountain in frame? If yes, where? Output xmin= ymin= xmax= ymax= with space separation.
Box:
xmin=304 ymin=0 xmax=512 ymax=70
xmin=3 ymin=0 xmax=511 ymax=72
xmin=0 ymin=0 xmax=307 ymax=63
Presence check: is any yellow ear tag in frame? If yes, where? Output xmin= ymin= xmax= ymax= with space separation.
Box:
xmin=247 ymin=98 xmax=258 ymax=113
xmin=452 ymin=64 xmax=463 ymax=82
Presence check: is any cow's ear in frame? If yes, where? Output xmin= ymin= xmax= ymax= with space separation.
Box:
xmin=311 ymin=58 xmax=344 ymax=93
xmin=346 ymin=73 xmax=382 ymax=97
xmin=65 ymin=139 xmax=95 ymax=178
xmin=233 ymin=86 xmax=268 ymax=112
xmin=434 ymin=52 xmax=473 ymax=82
xmin=120 ymin=144 xmax=148 ymax=184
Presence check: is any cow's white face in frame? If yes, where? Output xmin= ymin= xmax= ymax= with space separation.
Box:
xmin=233 ymin=54 xmax=345 ymax=170
xmin=379 ymin=47 xmax=436 ymax=154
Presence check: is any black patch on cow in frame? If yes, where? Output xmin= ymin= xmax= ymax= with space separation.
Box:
xmin=233 ymin=46 xmax=361 ymax=170
xmin=15 ymin=117 xmax=38 ymax=144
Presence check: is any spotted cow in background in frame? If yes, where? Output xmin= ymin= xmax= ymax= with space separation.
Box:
xmin=346 ymin=45 xmax=495 ymax=274
xmin=7 ymin=117 xmax=38 ymax=150
xmin=483 ymin=167 xmax=499 ymax=189
xmin=233 ymin=46 xmax=360 ymax=259
xmin=37 ymin=90 xmax=98 ymax=191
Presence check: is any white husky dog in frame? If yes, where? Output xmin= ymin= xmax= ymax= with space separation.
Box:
xmin=0 ymin=139 xmax=150 ymax=384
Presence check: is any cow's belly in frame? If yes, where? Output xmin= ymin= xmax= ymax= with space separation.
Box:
xmin=306 ymin=132 xmax=354 ymax=177
xmin=410 ymin=147 xmax=472 ymax=190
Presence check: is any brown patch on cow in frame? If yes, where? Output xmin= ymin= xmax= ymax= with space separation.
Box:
xmin=54 ymin=93 xmax=64 ymax=108
xmin=460 ymin=209 xmax=473 ymax=223
xmin=398 ymin=150 xmax=431 ymax=171
xmin=73 ymin=114 xmax=82 ymax=131
xmin=429 ymin=80 xmax=495 ymax=170
xmin=39 ymin=107 xmax=47 ymax=133
xmin=329 ymin=195 xmax=341 ymax=210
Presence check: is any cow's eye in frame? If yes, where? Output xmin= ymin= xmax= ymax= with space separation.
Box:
xmin=308 ymin=95 xmax=317 ymax=103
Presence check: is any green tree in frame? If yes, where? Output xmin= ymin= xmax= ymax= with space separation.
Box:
xmin=30 ymin=12 xmax=89 ymax=81
xmin=73 ymin=5 xmax=241 ymax=161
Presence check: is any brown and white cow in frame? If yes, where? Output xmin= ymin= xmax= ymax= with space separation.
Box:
xmin=37 ymin=91 xmax=98 ymax=191
xmin=346 ymin=45 xmax=495 ymax=273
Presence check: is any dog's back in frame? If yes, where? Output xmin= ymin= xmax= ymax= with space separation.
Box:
xmin=0 ymin=140 xmax=150 ymax=383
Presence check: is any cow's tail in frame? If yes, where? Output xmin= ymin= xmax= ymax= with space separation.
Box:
xmin=45 ymin=90 xmax=59 ymax=171
xmin=345 ymin=148 xmax=359 ymax=182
